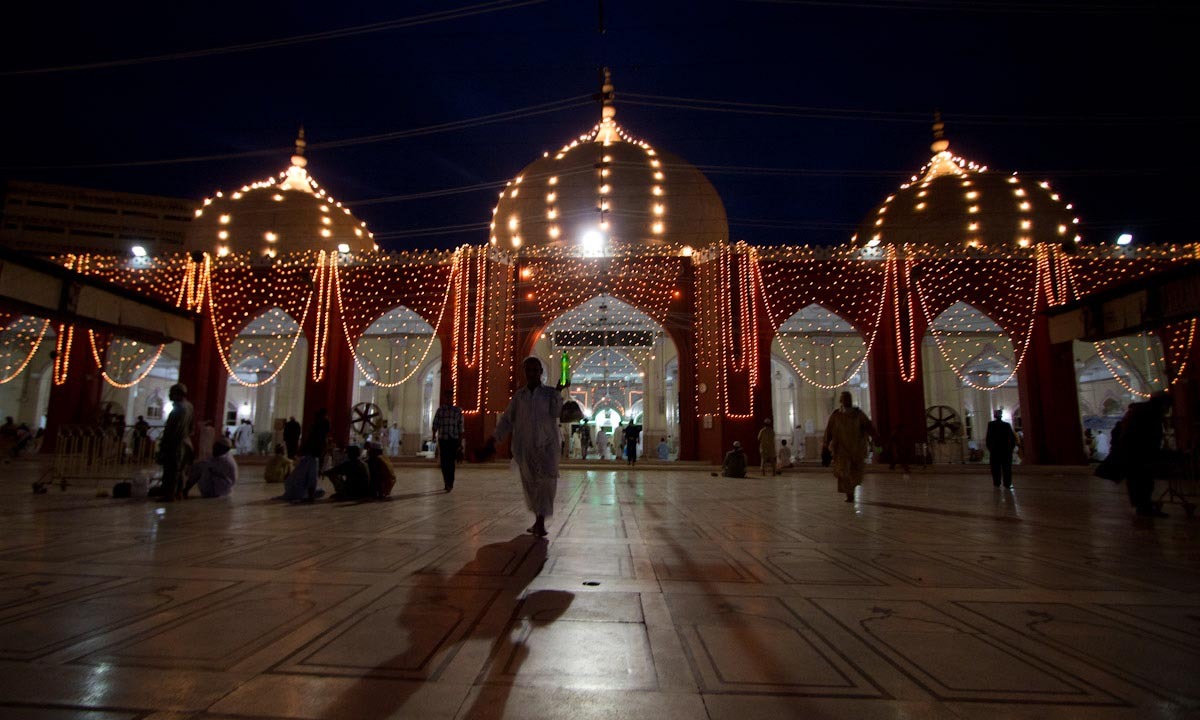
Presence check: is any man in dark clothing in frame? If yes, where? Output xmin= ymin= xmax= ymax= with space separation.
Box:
xmin=156 ymin=384 xmax=194 ymax=502
xmin=624 ymin=420 xmax=642 ymax=466
xmin=322 ymin=445 xmax=372 ymax=499
xmin=1111 ymin=393 xmax=1172 ymax=517
xmin=283 ymin=416 xmax=302 ymax=459
xmin=721 ymin=441 xmax=748 ymax=478
xmin=132 ymin=415 xmax=150 ymax=460
xmin=301 ymin=409 xmax=330 ymax=460
xmin=985 ymin=409 xmax=1017 ymax=489
xmin=431 ymin=389 xmax=463 ymax=492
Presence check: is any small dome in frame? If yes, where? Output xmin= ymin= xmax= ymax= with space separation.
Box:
xmin=187 ymin=129 xmax=376 ymax=259
xmin=852 ymin=122 xmax=1082 ymax=252
xmin=490 ymin=71 xmax=727 ymax=253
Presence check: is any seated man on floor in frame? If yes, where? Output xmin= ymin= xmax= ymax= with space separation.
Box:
xmin=365 ymin=442 xmax=396 ymax=498
xmin=322 ymin=444 xmax=373 ymax=499
xmin=721 ymin=441 xmax=747 ymax=478
xmin=184 ymin=436 xmax=238 ymax=498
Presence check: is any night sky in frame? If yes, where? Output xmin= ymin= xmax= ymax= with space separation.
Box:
xmin=1 ymin=0 xmax=1195 ymax=250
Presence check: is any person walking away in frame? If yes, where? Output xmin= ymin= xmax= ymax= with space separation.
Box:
xmin=720 ymin=441 xmax=747 ymax=478
xmin=823 ymin=391 xmax=879 ymax=503
xmin=580 ymin=420 xmax=592 ymax=460
xmin=1109 ymin=393 xmax=1173 ymax=517
xmin=985 ymin=409 xmax=1018 ymax=489
xmin=264 ymin=443 xmax=293 ymax=484
xmin=184 ymin=435 xmax=238 ymax=498
xmin=283 ymin=416 xmax=301 ymax=459
xmin=491 ymin=356 xmax=564 ymax=537
xmin=596 ymin=426 xmax=609 ymax=460
xmin=156 ymin=383 xmax=194 ymax=502
xmin=624 ymin=419 xmax=642 ymax=466
xmin=432 ymin=389 xmax=464 ymax=492
xmin=758 ymin=418 xmax=777 ymax=476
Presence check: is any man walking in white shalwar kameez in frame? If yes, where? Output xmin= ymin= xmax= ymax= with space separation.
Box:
xmin=493 ymin=356 xmax=564 ymax=537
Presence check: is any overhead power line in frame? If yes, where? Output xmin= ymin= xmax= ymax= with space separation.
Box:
xmin=621 ymin=92 xmax=1198 ymax=126
xmin=745 ymin=0 xmax=1181 ymax=15
xmin=1 ymin=0 xmax=547 ymax=76
xmin=1 ymin=96 xmax=593 ymax=171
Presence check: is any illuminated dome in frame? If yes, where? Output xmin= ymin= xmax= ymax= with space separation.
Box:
xmin=491 ymin=71 xmax=727 ymax=253
xmin=187 ymin=129 xmax=376 ymax=259
xmin=852 ymin=119 xmax=1082 ymax=252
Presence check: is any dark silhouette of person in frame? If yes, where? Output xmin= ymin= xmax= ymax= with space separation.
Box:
xmin=283 ymin=415 xmax=301 ymax=459
xmin=1110 ymin=393 xmax=1173 ymax=517
xmin=985 ymin=409 xmax=1017 ymax=489
xmin=431 ymin=389 xmax=463 ymax=492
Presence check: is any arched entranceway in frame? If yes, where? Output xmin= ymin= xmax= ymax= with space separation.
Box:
xmin=224 ymin=307 xmax=307 ymax=452
xmin=1073 ymin=332 xmax=1169 ymax=460
xmin=0 ymin=316 xmax=55 ymax=430
xmin=349 ymin=305 xmax=441 ymax=455
xmin=529 ymin=295 xmax=677 ymax=460
xmin=770 ymin=304 xmax=870 ymax=462
xmin=922 ymin=301 xmax=1021 ymax=463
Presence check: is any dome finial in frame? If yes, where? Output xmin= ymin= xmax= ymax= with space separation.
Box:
xmin=931 ymin=111 xmax=950 ymax=153
xmin=291 ymin=126 xmax=308 ymax=169
xmin=596 ymin=68 xmax=617 ymax=143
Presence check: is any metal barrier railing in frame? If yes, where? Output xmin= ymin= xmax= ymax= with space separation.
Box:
xmin=46 ymin=425 xmax=159 ymax=491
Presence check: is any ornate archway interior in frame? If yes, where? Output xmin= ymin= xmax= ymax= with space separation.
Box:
xmin=922 ymin=301 xmax=1020 ymax=463
xmin=530 ymin=295 xmax=677 ymax=459
xmin=770 ymin=303 xmax=870 ymax=463
xmin=0 ymin=316 xmax=56 ymax=429
xmin=350 ymin=305 xmax=441 ymax=455
xmin=1072 ymin=332 xmax=1169 ymax=461
xmin=225 ymin=307 xmax=307 ymax=441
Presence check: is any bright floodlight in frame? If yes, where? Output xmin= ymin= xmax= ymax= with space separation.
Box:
xmin=581 ymin=229 xmax=605 ymax=256
xmin=1116 ymin=233 xmax=1133 ymax=246
xmin=131 ymin=245 xmax=147 ymax=257
xmin=337 ymin=243 xmax=351 ymax=253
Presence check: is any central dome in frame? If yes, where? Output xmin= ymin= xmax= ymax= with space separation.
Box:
xmin=490 ymin=73 xmax=727 ymax=253
xmin=187 ymin=130 xmax=376 ymax=259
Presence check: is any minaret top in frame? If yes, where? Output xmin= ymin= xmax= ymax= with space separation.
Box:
xmin=291 ymin=126 xmax=308 ymax=169
xmin=931 ymin=111 xmax=950 ymax=154
xmin=596 ymin=68 xmax=618 ymax=143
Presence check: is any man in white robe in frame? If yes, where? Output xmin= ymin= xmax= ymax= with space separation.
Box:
xmin=493 ymin=356 xmax=563 ymax=537
xmin=234 ymin=420 xmax=255 ymax=455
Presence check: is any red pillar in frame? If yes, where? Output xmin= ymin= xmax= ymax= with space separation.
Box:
xmin=1018 ymin=314 xmax=1086 ymax=464
xmin=867 ymin=311 xmax=929 ymax=466
xmin=42 ymin=326 xmax=104 ymax=452
xmin=302 ymin=289 xmax=355 ymax=447
xmin=178 ymin=312 xmax=227 ymax=438
xmin=670 ymin=258 xmax=698 ymax=461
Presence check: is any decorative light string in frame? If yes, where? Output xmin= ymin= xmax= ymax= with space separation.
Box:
xmin=52 ymin=324 xmax=74 ymax=386
xmin=337 ymin=248 xmax=457 ymax=388
xmin=205 ymin=254 xmax=314 ymax=387
xmin=86 ymin=331 xmax=166 ymax=389
xmin=890 ymin=247 xmax=920 ymax=383
xmin=0 ymin=318 xmax=51 ymax=384
xmin=752 ymin=248 xmax=884 ymax=390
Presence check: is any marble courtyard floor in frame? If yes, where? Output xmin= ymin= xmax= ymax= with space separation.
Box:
xmin=0 ymin=459 xmax=1197 ymax=720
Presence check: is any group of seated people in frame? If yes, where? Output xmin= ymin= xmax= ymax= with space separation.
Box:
xmin=270 ymin=441 xmax=396 ymax=503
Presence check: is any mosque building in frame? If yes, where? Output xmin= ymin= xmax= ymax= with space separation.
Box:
xmin=1 ymin=74 xmax=1196 ymax=464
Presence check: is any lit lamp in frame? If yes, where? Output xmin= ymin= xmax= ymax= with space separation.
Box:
xmin=1116 ymin=233 xmax=1133 ymax=246
xmin=131 ymin=245 xmax=147 ymax=258
xmin=581 ymin=229 xmax=605 ymax=256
